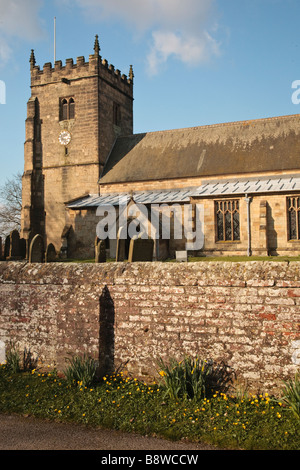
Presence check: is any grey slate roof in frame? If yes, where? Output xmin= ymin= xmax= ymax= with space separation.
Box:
xmin=67 ymin=175 xmax=300 ymax=209
xmin=99 ymin=114 xmax=300 ymax=185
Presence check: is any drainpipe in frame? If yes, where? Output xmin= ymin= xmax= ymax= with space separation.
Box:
xmin=244 ymin=194 xmax=252 ymax=257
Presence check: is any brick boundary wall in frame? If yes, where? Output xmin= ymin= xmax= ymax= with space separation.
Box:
xmin=0 ymin=261 xmax=299 ymax=394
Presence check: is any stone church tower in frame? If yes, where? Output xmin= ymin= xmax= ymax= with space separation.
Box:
xmin=21 ymin=35 xmax=134 ymax=256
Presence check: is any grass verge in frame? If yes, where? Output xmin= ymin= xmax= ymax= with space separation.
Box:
xmin=0 ymin=365 xmax=299 ymax=450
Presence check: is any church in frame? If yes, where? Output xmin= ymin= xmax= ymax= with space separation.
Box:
xmin=20 ymin=36 xmax=300 ymax=260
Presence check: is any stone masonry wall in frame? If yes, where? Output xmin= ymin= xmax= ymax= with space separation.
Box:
xmin=0 ymin=261 xmax=299 ymax=394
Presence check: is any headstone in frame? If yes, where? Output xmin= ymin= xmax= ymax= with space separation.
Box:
xmin=0 ymin=340 xmax=5 ymax=364
xmin=45 ymin=243 xmax=57 ymax=263
xmin=128 ymin=234 xmax=154 ymax=262
xmin=29 ymin=234 xmax=44 ymax=263
xmin=60 ymin=225 xmax=72 ymax=259
xmin=9 ymin=229 xmax=20 ymax=259
xmin=95 ymin=239 xmax=106 ymax=263
xmin=115 ymin=225 xmax=127 ymax=261
xmin=176 ymin=250 xmax=188 ymax=262
xmin=19 ymin=238 xmax=26 ymax=259
xmin=4 ymin=235 xmax=10 ymax=260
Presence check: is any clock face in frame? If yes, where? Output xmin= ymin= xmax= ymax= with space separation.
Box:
xmin=59 ymin=130 xmax=71 ymax=146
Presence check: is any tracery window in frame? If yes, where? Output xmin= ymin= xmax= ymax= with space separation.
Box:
xmin=60 ymin=97 xmax=75 ymax=121
xmin=287 ymin=197 xmax=300 ymax=240
xmin=215 ymin=199 xmax=240 ymax=242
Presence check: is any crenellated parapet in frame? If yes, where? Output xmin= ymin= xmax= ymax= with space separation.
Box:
xmin=29 ymin=35 xmax=133 ymax=97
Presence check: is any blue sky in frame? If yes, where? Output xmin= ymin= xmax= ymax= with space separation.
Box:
xmin=1 ymin=0 xmax=300 ymax=187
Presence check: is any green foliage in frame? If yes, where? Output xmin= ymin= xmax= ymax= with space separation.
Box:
xmin=22 ymin=347 xmax=38 ymax=372
xmin=4 ymin=342 xmax=38 ymax=373
xmin=281 ymin=372 xmax=300 ymax=419
xmin=0 ymin=365 xmax=299 ymax=450
xmin=5 ymin=341 xmax=21 ymax=373
xmin=156 ymin=356 xmax=233 ymax=402
xmin=64 ymin=354 xmax=99 ymax=388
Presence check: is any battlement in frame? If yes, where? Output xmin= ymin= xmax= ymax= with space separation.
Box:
xmin=29 ymin=35 xmax=134 ymax=95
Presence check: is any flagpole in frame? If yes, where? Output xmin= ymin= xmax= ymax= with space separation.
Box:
xmin=54 ymin=16 xmax=56 ymax=63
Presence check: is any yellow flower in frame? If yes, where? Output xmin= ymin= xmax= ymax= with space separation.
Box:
xmin=159 ymin=370 xmax=166 ymax=377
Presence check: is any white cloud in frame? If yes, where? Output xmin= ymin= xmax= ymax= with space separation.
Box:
xmin=147 ymin=30 xmax=220 ymax=76
xmin=0 ymin=0 xmax=44 ymax=65
xmin=73 ymin=0 xmax=222 ymax=74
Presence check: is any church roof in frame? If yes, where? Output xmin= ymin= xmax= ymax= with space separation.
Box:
xmin=99 ymin=114 xmax=300 ymax=184
xmin=67 ymin=174 xmax=300 ymax=209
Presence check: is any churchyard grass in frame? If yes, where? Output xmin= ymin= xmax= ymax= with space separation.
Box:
xmin=61 ymin=255 xmax=300 ymax=263
xmin=0 ymin=360 xmax=299 ymax=450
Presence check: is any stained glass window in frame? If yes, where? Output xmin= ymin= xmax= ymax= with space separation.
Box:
xmin=287 ymin=197 xmax=300 ymax=240
xmin=215 ymin=200 xmax=240 ymax=242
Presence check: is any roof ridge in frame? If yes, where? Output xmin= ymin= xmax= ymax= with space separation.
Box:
xmin=117 ymin=113 xmax=300 ymax=140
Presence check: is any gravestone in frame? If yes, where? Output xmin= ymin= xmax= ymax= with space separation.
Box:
xmin=45 ymin=243 xmax=57 ymax=263
xmin=19 ymin=238 xmax=26 ymax=259
xmin=29 ymin=234 xmax=44 ymax=263
xmin=60 ymin=225 xmax=72 ymax=259
xmin=128 ymin=234 xmax=154 ymax=262
xmin=9 ymin=229 xmax=20 ymax=259
xmin=176 ymin=250 xmax=188 ymax=262
xmin=0 ymin=340 xmax=5 ymax=365
xmin=95 ymin=239 xmax=106 ymax=263
xmin=4 ymin=235 xmax=10 ymax=260
xmin=115 ymin=225 xmax=127 ymax=261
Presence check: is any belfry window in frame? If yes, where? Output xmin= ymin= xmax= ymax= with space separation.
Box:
xmin=215 ymin=199 xmax=240 ymax=242
xmin=69 ymin=98 xmax=75 ymax=119
xmin=60 ymin=97 xmax=75 ymax=121
xmin=287 ymin=197 xmax=300 ymax=240
xmin=113 ymin=102 xmax=121 ymax=126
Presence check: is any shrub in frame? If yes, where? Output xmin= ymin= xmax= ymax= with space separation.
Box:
xmin=64 ymin=354 xmax=99 ymax=388
xmin=281 ymin=372 xmax=300 ymax=419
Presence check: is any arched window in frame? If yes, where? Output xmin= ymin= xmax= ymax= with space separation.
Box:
xmin=69 ymin=98 xmax=75 ymax=119
xmin=61 ymin=99 xmax=68 ymax=121
xmin=60 ymin=97 xmax=75 ymax=121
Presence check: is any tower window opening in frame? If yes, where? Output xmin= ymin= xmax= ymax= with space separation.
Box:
xmin=60 ymin=97 xmax=75 ymax=121
xmin=113 ymin=102 xmax=121 ymax=126
xmin=69 ymin=98 xmax=75 ymax=119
